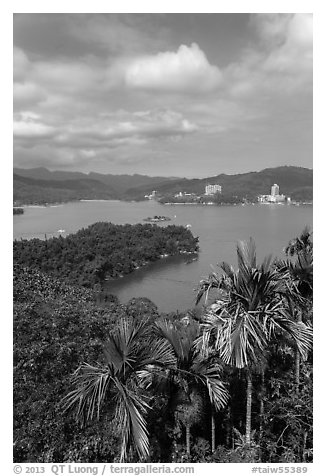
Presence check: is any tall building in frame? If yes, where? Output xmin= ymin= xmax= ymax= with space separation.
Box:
xmin=258 ymin=183 xmax=286 ymax=203
xmin=205 ymin=184 xmax=222 ymax=195
xmin=271 ymin=184 xmax=279 ymax=196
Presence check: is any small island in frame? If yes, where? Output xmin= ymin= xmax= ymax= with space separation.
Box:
xmin=143 ymin=215 xmax=171 ymax=222
xmin=13 ymin=207 xmax=24 ymax=215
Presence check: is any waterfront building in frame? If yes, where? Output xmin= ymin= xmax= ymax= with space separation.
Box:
xmin=258 ymin=183 xmax=287 ymax=203
xmin=205 ymin=184 xmax=222 ymax=195
xmin=145 ymin=190 xmax=157 ymax=200
xmin=271 ymin=184 xmax=280 ymax=196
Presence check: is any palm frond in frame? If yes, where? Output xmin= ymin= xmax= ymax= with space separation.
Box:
xmin=195 ymin=272 xmax=221 ymax=305
xmin=154 ymin=319 xmax=188 ymax=363
xmin=229 ymin=310 xmax=267 ymax=368
xmin=285 ymin=226 xmax=313 ymax=256
xmin=237 ymin=238 xmax=257 ymax=277
xmin=113 ymin=378 xmax=150 ymax=462
xmin=61 ymin=363 xmax=112 ymax=422
xmin=103 ymin=318 xmax=150 ymax=375
xmin=138 ymin=338 xmax=177 ymax=369
xmin=201 ymin=369 xmax=229 ymax=410
xmin=266 ymin=310 xmax=313 ymax=359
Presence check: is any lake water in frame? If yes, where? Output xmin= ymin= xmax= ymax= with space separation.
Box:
xmin=13 ymin=201 xmax=313 ymax=312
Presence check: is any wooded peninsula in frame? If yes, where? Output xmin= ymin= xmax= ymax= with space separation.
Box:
xmin=13 ymin=222 xmax=199 ymax=288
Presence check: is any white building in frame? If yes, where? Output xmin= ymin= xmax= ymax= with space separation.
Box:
xmin=258 ymin=183 xmax=286 ymax=203
xmin=205 ymin=184 xmax=222 ymax=195
xmin=145 ymin=190 xmax=157 ymax=200
xmin=271 ymin=184 xmax=280 ymax=196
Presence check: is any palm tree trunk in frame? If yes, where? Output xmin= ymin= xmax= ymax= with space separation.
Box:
xmin=226 ymin=405 xmax=231 ymax=447
xmin=172 ymin=438 xmax=178 ymax=462
xmin=211 ymin=412 xmax=215 ymax=453
xmin=245 ymin=370 xmax=253 ymax=446
xmin=302 ymin=431 xmax=307 ymax=462
xmin=186 ymin=424 xmax=191 ymax=456
xmin=295 ymin=351 xmax=300 ymax=390
xmin=296 ymin=311 xmax=302 ymax=392
xmin=259 ymin=370 xmax=265 ymax=461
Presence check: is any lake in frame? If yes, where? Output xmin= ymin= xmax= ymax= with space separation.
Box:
xmin=13 ymin=200 xmax=313 ymax=312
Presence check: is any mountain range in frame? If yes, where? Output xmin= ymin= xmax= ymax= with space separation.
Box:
xmin=13 ymin=166 xmax=312 ymax=205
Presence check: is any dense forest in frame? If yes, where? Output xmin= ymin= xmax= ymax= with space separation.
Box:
xmin=13 ymin=227 xmax=313 ymax=463
xmin=13 ymin=222 xmax=199 ymax=288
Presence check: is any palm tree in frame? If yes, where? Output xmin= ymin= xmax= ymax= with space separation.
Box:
xmin=196 ymin=238 xmax=312 ymax=446
xmin=61 ymin=317 xmax=175 ymax=462
xmin=284 ymin=226 xmax=313 ymax=257
xmin=278 ymin=228 xmax=313 ymax=390
xmin=151 ymin=318 xmax=229 ymax=458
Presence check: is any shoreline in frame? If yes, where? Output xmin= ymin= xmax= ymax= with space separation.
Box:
xmin=14 ymin=198 xmax=313 ymax=208
xmin=104 ymin=250 xmax=199 ymax=283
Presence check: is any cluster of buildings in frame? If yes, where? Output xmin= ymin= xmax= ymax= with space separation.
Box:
xmin=145 ymin=183 xmax=291 ymax=205
xmin=258 ymin=184 xmax=290 ymax=203
xmin=174 ymin=191 xmax=197 ymax=198
xmin=146 ymin=183 xmax=223 ymax=201
xmin=145 ymin=191 xmax=157 ymax=200
xmin=172 ymin=184 xmax=222 ymax=199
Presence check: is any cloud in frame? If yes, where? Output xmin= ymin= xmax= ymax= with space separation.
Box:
xmin=14 ymin=14 xmax=170 ymax=60
xmin=225 ymin=14 xmax=312 ymax=98
xmin=13 ymin=119 xmax=56 ymax=139
xmin=13 ymin=47 xmax=30 ymax=81
xmin=13 ymin=82 xmax=46 ymax=108
xmin=262 ymin=14 xmax=312 ymax=75
xmin=13 ymin=109 xmax=198 ymax=164
xmin=69 ymin=14 xmax=169 ymax=56
xmin=112 ymin=43 xmax=222 ymax=92
xmin=32 ymin=60 xmax=103 ymax=94
xmin=58 ymin=109 xmax=198 ymax=147
xmin=13 ymin=14 xmax=312 ymax=174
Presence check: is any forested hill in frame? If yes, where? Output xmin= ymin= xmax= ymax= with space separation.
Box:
xmin=13 ymin=167 xmax=177 ymax=204
xmin=13 ymin=222 xmax=199 ymax=288
xmin=124 ymin=166 xmax=313 ymax=201
xmin=13 ymin=165 xmax=312 ymax=204
xmin=13 ymin=173 xmax=117 ymax=204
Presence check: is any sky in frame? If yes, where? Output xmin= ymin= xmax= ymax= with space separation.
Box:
xmin=13 ymin=13 xmax=313 ymax=177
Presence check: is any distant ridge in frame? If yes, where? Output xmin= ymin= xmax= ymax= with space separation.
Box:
xmin=123 ymin=166 xmax=313 ymax=201
xmin=13 ymin=167 xmax=179 ymax=194
xmin=13 ymin=166 xmax=312 ymax=205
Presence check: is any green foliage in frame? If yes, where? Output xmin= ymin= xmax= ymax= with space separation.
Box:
xmin=13 ymin=228 xmax=313 ymax=463
xmin=13 ymin=267 xmax=155 ymax=462
xmin=13 ymin=207 xmax=24 ymax=214
xmin=13 ymin=222 xmax=199 ymax=288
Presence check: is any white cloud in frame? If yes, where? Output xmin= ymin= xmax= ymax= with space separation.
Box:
xmin=13 ymin=120 xmax=56 ymax=138
xmin=262 ymin=14 xmax=312 ymax=75
xmin=224 ymin=14 xmax=312 ymax=98
xmin=113 ymin=43 xmax=222 ymax=92
xmin=14 ymin=108 xmax=197 ymax=156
